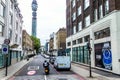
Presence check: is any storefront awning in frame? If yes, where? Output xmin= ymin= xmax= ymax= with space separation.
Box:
xmin=10 ymin=44 xmax=19 ymax=48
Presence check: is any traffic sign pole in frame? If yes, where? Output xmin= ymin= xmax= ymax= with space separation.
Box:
xmin=2 ymin=39 xmax=10 ymax=76
xmin=5 ymin=54 xmax=8 ymax=76
xmin=2 ymin=44 xmax=9 ymax=76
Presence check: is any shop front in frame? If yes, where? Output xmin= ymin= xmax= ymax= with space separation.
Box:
xmin=72 ymin=46 xmax=89 ymax=65
xmin=94 ymin=41 xmax=112 ymax=70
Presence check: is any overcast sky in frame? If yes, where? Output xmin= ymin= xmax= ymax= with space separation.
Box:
xmin=17 ymin=0 xmax=66 ymax=45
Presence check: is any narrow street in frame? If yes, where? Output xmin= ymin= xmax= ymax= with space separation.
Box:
xmin=9 ymin=55 xmax=85 ymax=80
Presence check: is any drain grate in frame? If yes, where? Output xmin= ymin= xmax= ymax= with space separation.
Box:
xmin=28 ymin=66 xmax=39 ymax=70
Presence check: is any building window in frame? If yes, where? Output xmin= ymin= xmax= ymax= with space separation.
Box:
xmin=77 ymin=38 xmax=83 ymax=44
xmin=94 ymin=27 xmax=110 ymax=40
xmin=84 ymin=0 xmax=90 ymax=9
xmin=72 ymin=12 xmax=76 ymax=21
xmin=15 ymin=34 xmax=18 ymax=42
xmin=99 ymin=5 xmax=103 ymax=19
xmin=0 ymin=24 xmax=4 ymax=36
xmin=67 ymin=42 xmax=71 ymax=46
xmin=77 ymin=6 xmax=81 ymax=16
xmin=84 ymin=35 xmax=90 ymax=42
xmin=72 ymin=40 xmax=76 ymax=45
xmin=16 ymin=22 xmax=18 ymax=30
xmin=78 ymin=21 xmax=82 ymax=31
xmin=85 ymin=15 xmax=90 ymax=27
xmin=94 ymin=9 xmax=98 ymax=21
xmin=10 ymin=0 xmax=13 ymax=9
xmin=10 ymin=14 xmax=13 ymax=25
xmin=72 ymin=0 xmax=75 ymax=8
xmin=0 ymin=3 xmax=5 ymax=17
xmin=105 ymin=0 xmax=109 ymax=14
xmin=8 ymin=29 xmax=12 ymax=40
xmin=73 ymin=25 xmax=76 ymax=34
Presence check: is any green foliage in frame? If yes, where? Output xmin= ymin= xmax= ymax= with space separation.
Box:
xmin=31 ymin=36 xmax=41 ymax=52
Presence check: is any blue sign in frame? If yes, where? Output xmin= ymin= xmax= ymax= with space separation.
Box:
xmin=2 ymin=44 xmax=8 ymax=54
xmin=3 ymin=48 xmax=7 ymax=52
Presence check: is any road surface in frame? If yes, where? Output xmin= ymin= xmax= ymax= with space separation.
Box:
xmin=9 ymin=55 xmax=85 ymax=80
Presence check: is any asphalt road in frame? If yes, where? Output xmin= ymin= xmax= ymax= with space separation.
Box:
xmin=10 ymin=55 xmax=85 ymax=80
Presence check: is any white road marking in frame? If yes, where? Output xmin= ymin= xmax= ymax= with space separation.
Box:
xmin=28 ymin=66 xmax=39 ymax=70
xmin=44 ymin=75 xmax=47 ymax=80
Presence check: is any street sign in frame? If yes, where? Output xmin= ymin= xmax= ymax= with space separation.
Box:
xmin=2 ymin=44 xmax=8 ymax=54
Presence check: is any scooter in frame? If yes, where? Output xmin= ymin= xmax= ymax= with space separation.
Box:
xmin=44 ymin=67 xmax=49 ymax=75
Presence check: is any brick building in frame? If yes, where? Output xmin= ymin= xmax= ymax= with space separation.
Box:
xmin=22 ymin=30 xmax=33 ymax=58
xmin=56 ymin=28 xmax=67 ymax=50
xmin=66 ymin=0 xmax=120 ymax=75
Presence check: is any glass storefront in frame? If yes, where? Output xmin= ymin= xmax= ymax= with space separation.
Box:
xmin=72 ymin=47 xmax=75 ymax=61
xmin=72 ymin=46 xmax=89 ymax=64
xmin=83 ymin=46 xmax=89 ymax=64
xmin=94 ymin=41 xmax=112 ymax=70
xmin=80 ymin=46 xmax=84 ymax=63
xmin=76 ymin=47 xmax=79 ymax=62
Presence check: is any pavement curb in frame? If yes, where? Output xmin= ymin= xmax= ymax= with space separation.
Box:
xmin=0 ymin=58 xmax=33 ymax=80
xmin=71 ymin=63 xmax=110 ymax=80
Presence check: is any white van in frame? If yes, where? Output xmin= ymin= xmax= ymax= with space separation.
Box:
xmin=54 ymin=56 xmax=71 ymax=70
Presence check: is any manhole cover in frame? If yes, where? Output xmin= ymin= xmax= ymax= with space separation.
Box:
xmin=28 ymin=66 xmax=39 ymax=70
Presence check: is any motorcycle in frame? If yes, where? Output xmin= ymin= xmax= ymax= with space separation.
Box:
xmin=44 ymin=67 xmax=49 ymax=75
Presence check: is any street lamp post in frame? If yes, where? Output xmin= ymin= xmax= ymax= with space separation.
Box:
xmin=87 ymin=39 xmax=92 ymax=77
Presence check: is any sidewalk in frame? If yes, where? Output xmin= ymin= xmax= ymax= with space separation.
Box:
xmin=0 ymin=58 xmax=33 ymax=80
xmin=71 ymin=63 xmax=120 ymax=80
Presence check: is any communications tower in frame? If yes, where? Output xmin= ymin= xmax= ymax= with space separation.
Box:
xmin=31 ymin=0 xmax=38 ymax=37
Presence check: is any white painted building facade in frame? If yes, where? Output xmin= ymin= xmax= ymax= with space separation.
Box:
xmin=66 ymin=10 xmax=120 ymax=75
xmin=0 ymin=0 xmax=23 ymax=67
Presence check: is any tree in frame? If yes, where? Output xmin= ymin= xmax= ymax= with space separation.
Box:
xmin=31 ymin=36 xmax=41 ymax=53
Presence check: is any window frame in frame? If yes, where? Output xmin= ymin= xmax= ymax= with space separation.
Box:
xmin=105 ymin=0 xmax=109 ymax=14
xmin=0 ymin=24 xmax=4 ymax=37
xmin=99 ymin=5 xmax=103 ymax=19
xmin=84 ymin=0 xmax=90 ymax=9
xmin=72 ymin=12 xmax=76 ymax=21
xmin=77 ymin=6 xmax=81 ymax=16
xmin=85 ymin=15 xmax=90 ymax=27
xmin=94 ymin=9 xmax=98 ymax=21
xmin=78 ymin=21 xmax=82 ymax=31
xmin=9 ymin=13 xmax=13 ymax=25
xmin=73 ymin=25 xmax=76 ymax=34
xmin=0 ymin=2 xmax=5 ymax=17
xmin=72 ymin=0 xmax=75 ymax=8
